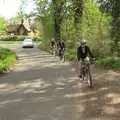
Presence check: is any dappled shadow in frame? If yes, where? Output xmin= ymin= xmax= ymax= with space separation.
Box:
xmin=65 ymin=65 xmax=120 ymax=120
xmin=0 ymin=63 xmax=78 ymax=120
xmin=0 ymin=48 xmax=120 ymax=120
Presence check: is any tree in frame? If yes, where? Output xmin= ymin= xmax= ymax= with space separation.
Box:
xmin=18 ymin=0 xmax=27 ymax=20
xmin=34 ymin=0 xmax=54 ymax=40
xmin=98 ymin=0 xmax=120 ymax=54
xmin=73 ymin=0 xmax=84 ymax=29
xmin=34 ymin=0 xmax=66 ymax=41
xmin=0 ymin=17 xmax=7 ymax=32
xmin=52 ymin=0 xmax=66 ymax=41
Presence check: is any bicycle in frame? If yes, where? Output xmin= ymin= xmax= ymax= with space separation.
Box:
xmin=59 ymin=49 xmax=65 ymax=61
xmin=79 ymin=59 xmax=93 ymax=88
xmin=50 ymin=45 xmax=56 ymax=55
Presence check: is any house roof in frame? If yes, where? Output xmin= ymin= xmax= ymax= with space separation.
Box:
xmin=7 ymin=24 xmax=31 ymax=33
xmin=23 ymin=23 xmax=31 ymax=32
xmin=7 ymin=24 xmax=20 ymax=32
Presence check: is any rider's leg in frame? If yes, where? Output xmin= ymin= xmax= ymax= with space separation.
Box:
xmin=59 ymin=50 xmax=62 ymax=60
xmin=85 ymin=57 xmax=92 ymax=78
xmin=61 ymin=50 xmax=65 ymax=62
xmin=78 ymin=60 xmax=82 ymax=78
xmin=88 ymin=63 xmax=92 ymax=77
xmin=52 ymin=48 xmax=53 ymax=54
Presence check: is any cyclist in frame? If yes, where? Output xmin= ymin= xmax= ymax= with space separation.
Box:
xmin=77 ymin=39 xmax=94 ymax=78
xmin=57 ymin=40 xmax=65 ymax=60
xmin=50 ymin=39 xmax=56 ymax=55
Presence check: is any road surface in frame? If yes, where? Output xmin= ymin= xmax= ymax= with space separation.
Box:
xmin=0 ymin=42 xmax=120 ymax=120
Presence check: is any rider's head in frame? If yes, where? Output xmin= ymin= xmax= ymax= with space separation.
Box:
xmin=80 ymin=39 xmax=86 ymax=46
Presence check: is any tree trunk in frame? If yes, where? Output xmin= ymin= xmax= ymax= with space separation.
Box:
xmin=52 ymin=0 xmax=64 ymax=42
xmin=54 ymin=18 xmax=61 ymax=41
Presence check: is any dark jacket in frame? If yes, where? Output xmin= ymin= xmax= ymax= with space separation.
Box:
xmin=57 ymin=41 xmax=65 ymax=50
xmin=51 ymin=41 xmax=55 ymax=47
xmin=77 ymin=45 xmax=94 ymax=61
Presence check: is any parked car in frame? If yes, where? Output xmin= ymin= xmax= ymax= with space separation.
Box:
xmin=22 ymin=39 xmax=34 ymax=48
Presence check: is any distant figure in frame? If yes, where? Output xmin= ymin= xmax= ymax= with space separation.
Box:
xmin=50 ymin=39 xmax=56 ymax=55
xmin=57 ymin=40 xmax=65 ymax=61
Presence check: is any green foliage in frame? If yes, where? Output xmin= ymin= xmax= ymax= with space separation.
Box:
xmin=0 ymin=36 xmax=24 ymax=41
xmin=38 ymin=39 xmax=50 ymax=52
xmin=98 ymin=0 xmax=120 ymax=54
xmin=61 ymin=0 xmax=111 ymax=59
xmin=0 ymin=48 xmax=16 ymax=72
xmin=65 ymin=48 xmax=77 ymax=61
xmin=97 ymin=57 xmax=120 ymax=69
xmin=73 ymin=0 xmax=84 ymax=28
xmin=0 ymin=35 xmax=41 ymax=41
xmin=0 ymin=17 xmax=7 ymax=32
xmin=0 ymin=36 xmax=17 ymax=41
xmin=34 ymin=0 xmax=120 ymax=68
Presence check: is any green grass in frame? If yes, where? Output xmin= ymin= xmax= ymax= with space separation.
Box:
xmin=0 ymin=47 xmax=16 ymax=73
xmin=97 ymin=57 xmax=120 ymax=70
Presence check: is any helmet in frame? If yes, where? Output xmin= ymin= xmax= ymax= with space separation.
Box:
xmin=80 ymin=39 xmax=86 ymax=44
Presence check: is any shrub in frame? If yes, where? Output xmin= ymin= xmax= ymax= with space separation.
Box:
xmin=33 ymin=36 xmax=41 ymax=41
xmin=0 ymin=35 xmax=42 ymax=42
xmin=0 ymin=47 xmax=16 ymax=72
xmin=97 ymin=57 xmax=120 ymax=69
xmin=17 ymin=36 xmax=26 ymax=41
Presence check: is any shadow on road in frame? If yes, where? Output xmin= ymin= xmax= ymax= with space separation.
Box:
xmin=0 ymin=52 xmax=120 ymax=120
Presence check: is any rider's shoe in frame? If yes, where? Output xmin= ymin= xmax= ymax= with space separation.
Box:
xmin=78 ymin=75 xmax=82 ymax=78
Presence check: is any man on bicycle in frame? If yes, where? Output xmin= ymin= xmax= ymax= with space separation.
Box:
xmin=57 ymin=40 xmax=65 ymax=60
xmin=77 ymin=39 xmax=94 ymax=78
xmin=50 ymin=39 xmax=56 ymax=55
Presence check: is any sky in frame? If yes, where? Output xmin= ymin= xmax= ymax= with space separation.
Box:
xmin=0 ymin=0 xmax=36 ymax=19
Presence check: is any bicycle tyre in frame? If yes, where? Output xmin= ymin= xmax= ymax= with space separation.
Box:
xmin=87 ymin=68 xmax=93 ymax=88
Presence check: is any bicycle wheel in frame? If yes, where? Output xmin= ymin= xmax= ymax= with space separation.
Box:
xmin=60 ymin=50 xmax=64 ymax=61
xmin=87 ymin=67 xmax=93 ymax=88
xmin=81 ymin=67 xmax=85 ymax=81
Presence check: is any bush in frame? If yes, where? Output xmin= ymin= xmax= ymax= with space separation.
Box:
xmin=97 ymin=57 xmax=120 ymax=69
xmin=0 ymin=35 xmax=41 ymax=42
xmin=17 ymin=36 xmax=26 ymax=41
xmin=39 ymin=38 xmax=50 ymax=51
xmin=0 ymin=35 xmax=23 ymax=41
xmin=33 ymin=36 xmax=41 ymax=41
xmin=0 ymin=47 xmax=16 ymax=72
xmin=0 ymin=35 xmax=17 ymax=41
xmin=65 ymin=48 xmax=77 ymax=61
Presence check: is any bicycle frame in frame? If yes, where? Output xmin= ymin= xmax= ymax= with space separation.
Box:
xmin=81 ymin=60 xmax=93 ymax=88
xmin=59 ymin=49 xmax=65 ymax=61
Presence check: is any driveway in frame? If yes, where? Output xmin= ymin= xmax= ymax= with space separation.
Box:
xmin=0 ymin=42 xmax=120 ymax=120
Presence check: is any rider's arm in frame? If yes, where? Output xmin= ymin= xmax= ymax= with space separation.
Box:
xmin=77 ymin=47 xmax=81 ymax=61
xmin=63 ymin=43 xmax=65 ymax=48
xmin=63 ymin=43 xmax=65 ymax=50
xmin=87 ymin=46 xmax=94 ymax=58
